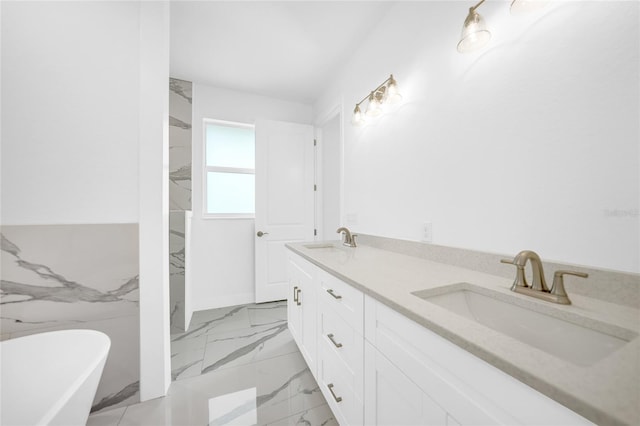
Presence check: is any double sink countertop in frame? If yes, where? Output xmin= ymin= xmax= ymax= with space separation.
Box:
xmin=286 ymin=241 xmax=640 ymax=426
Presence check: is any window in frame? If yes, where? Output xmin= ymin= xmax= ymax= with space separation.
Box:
xmin=204 ymin=120 xmax=255 ymax=217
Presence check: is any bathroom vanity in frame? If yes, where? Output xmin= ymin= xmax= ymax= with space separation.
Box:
xmin=285 ymin=239 xmax=640 ymax=425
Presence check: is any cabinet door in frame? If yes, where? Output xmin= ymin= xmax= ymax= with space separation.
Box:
xmin=298 ymin=270 xmax=317 ymax=375
xmin=286 ymin=253 xmax=317 ymax=375
xmin=286 ymin=256 xmax=302 ymax=344
xmin=364 ymin=341 xmax=447 ymax=426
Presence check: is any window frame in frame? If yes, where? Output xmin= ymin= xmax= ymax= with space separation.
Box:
xmin=202 ymin=118 xmax=256 ymax=219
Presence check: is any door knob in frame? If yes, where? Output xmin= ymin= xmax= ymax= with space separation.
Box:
xmin=257 ymin=231 xmax=269 ymax=237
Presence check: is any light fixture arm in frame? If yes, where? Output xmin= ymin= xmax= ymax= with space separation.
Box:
xmin=470 ymin=0 xmax=486 ymax=12
xmin=354 ymin=75 xmax=395 ymax=108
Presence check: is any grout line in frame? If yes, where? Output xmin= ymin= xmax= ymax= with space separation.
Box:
xmin=115 ymin=406 xmax=127 ymax=426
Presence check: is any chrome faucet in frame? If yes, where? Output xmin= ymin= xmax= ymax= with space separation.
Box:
xmin=336 ymin=227 xmax=357 ymax=247
xmin=501 ymin=250 xmax=588 ymax=305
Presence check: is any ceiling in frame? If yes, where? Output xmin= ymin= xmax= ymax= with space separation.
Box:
xmin=169 ymin=1 xmax=394 ymax=104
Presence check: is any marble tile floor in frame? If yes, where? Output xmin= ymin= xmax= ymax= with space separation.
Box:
xmin=88 ymin=301 xmax=337 ymax=426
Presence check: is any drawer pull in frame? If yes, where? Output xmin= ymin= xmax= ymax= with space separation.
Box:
xmin=296 ymin=288 xmax=301 ymax=306
xmin=293 ymin=286 xmax=299 ymax=303
xmin=326 ymin=289 xmax=342 ymax=299
xmin=327 ymin=333 xmax=343 ymax=348
xmin=327 ymin=383 xmax=343 ymax=403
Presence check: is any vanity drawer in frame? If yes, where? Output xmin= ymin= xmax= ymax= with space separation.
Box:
xmin=319 ymin=302 xmax=364 ymax=379
xmin=318 ymin=269 xmax=364 ymax=334
xmin=318 ymin=338 xmax=364 ymax=426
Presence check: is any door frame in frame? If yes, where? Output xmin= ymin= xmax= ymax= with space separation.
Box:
xmin=314 ymin=100 xmax=345 ymax=241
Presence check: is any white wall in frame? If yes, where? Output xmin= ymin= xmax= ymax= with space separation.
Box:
xmin=314 ymin=1 xmax=639 ymax=273
xmin=191 ymin=84 xmax=313 ymax=310
xmin=1 ymin=0 xmax=171 ymax=401
xmin=138 ymin=1 xmax=171 ymax=401
xmin=1 ymin=1 xmax=140 ymax=225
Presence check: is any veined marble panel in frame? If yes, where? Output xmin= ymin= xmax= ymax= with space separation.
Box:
xmin=90 ymin=302 xmax=335 ymax=425
xmin=170 ymin=211 xmax=186 ymax=332
xmin=1 ymin=224 xmax=139 ymax=333
xmin=169 ymin=77 xmax=192 ymax=211
xmin=204 ymin=351 xmax=327 ymax=425
xmin=0 ymin=224 xmax=140 ymax=412
xmin=171 ymin=302 xmax=290 ymax=381
xmin=94 ymin=351 xmax=332 ymax=426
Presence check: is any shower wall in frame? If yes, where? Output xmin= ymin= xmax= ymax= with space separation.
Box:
xmin=169 ymin=77 xmax=193 ymax=331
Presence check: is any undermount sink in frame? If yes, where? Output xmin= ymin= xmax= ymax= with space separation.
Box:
xmin=303 ymin=243 xmax=337 ymax=249
xmin=412 ymin=283 xmax=636 ymax=366
xmin=302 ymin=243 xmax=344 ymax=252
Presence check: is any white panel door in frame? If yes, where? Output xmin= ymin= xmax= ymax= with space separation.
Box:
xmin=255 ymin=119 xmax=315 ymax=303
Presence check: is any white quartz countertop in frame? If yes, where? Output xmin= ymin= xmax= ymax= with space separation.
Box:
xmin=286 ymin=242 xmax=640 ymax=425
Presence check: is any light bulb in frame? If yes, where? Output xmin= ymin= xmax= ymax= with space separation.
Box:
xmin=385 ymin=75 xmax=402 ymax=104
xmin=457 ymin=8 xmax=491 ymax=53
xmin=365 ymin=93 xmax=382 ymax=118
xmin=351 ymin=105 xmax=365 ymax=126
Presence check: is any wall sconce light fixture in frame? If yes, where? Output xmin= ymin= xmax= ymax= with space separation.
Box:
xmin=457 ymin=0 xmax=491 ymax=53
xmin=457 ymin=0 xmax=547 ymax=53
xmin=352 ymin=74 xmax=402 ymax=126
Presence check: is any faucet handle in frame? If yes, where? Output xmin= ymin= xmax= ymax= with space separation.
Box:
xmin=500 ymin=258 xmax=515 ymax=265
xmin=550 ymin=270 xmax=588 ymax=304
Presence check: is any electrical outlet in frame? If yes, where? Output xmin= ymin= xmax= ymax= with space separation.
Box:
xmin=422 ymin=222 xmax=433 ymax=243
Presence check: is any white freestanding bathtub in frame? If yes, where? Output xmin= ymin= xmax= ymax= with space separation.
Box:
xmin=0 ymin=329 xmax=111 ymax=426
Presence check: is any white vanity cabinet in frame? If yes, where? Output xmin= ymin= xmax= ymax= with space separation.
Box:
xmin=316 ymin=269 xmax=365 ymax=425
xmin=364 ymin=296 xmax=509 ymax=426
xmin=286 ymin=249 xmax=592 ymax=426
xmin=286 ymin=252 xmax=318 ymax=375
xmin=365 ymin=296 xmax=592 ymax=426
xmin=287 ymin=252 xmax=365 ymax=425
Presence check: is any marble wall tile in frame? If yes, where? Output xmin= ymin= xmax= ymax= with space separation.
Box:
xmin=0 ymin=224 xmax=140 ymax=412
xmin=169 ymin=77 xmax=193 ymax=338
xmin=170 ymin=211 xmax=186 ymax=332
xmin=169 ymin=77 xmax=192 ymax=211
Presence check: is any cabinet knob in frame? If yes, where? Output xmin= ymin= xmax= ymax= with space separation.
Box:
xmin=257 ymin=231 xmax=269 ymax=237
